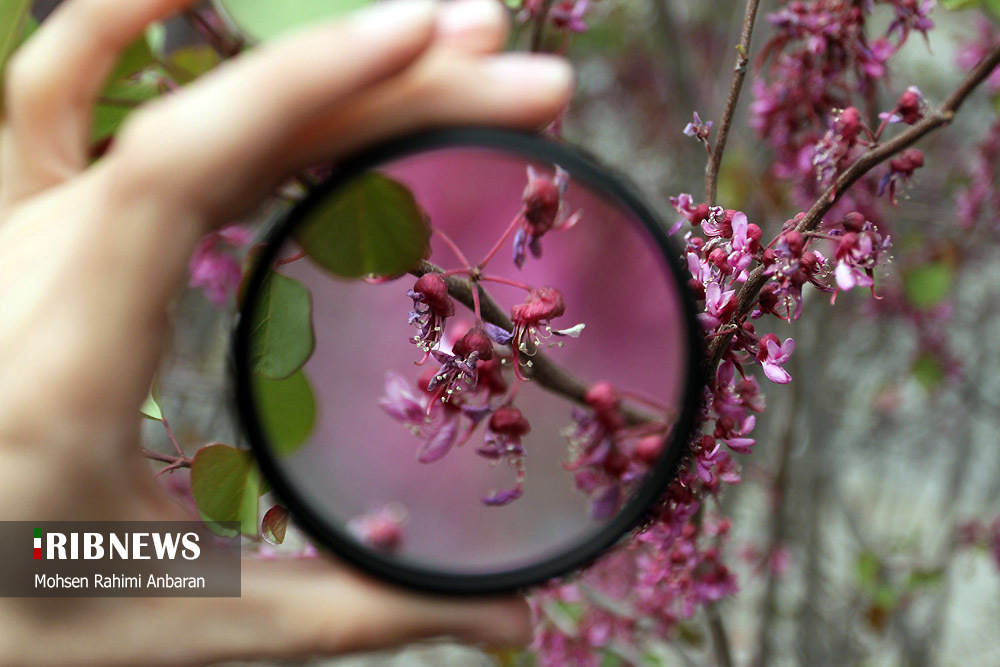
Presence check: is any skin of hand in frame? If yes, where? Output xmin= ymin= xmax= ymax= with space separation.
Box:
xmin=0 ymin=0 xmax=572 ymax=664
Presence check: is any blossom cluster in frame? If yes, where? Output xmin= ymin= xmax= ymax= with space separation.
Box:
xmin=750 ymin=0 xmax=934 ymax=218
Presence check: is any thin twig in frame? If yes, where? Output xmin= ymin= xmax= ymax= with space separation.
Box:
xmin=413 ymin=261 xmax=658 ymax=426
xmin=704 ymin=0 xmax=761 ymax=205
xmin=755 ymin=351 xmax=799 ymax=667
xmin=705 ymin=602 xmax=735 ymax=667
xmin=705 ymin=43 xmax=1000 ymax=374
xmin=530 ymin=0 xmax=558 ymax=52
xmin=141 ymin=447 xmax=191 ymax=470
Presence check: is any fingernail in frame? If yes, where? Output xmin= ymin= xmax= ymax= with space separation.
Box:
xmin=351 ymin=0 xmax=439 ymax=38
xmin=438 ymin=0 xmax=504 ymax=37
xmin=484 ymin=54 xmax=574 ymax=92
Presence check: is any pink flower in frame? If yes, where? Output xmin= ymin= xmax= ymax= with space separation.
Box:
xmin=756 ymin=333 xmax=795 ymax=384
xmin=188 ymin=224 xmax=251 ymax=305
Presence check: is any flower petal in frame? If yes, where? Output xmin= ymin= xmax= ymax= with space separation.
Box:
xmin=416 ymin=417 xmax=459 ymax=463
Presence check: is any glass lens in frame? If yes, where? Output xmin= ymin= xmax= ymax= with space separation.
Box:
xmin=239 ymin=137 xmax=697 ymax=582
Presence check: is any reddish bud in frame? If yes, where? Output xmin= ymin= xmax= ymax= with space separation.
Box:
xmin=413 ymin=273 xmax=454 ymax=316
xmin=897 ymin=90 xmax=923 ymax=124
xmin=836 ymin=107 xmax=862 ymax=142
xmin=890 ymin=148 xmax=924 ymax=175
xmin=784 ymin=230 xmax=804 ymax=256
xmin=746 ymin=223 xmax=763 ymax=244
xmin=585 ymin=381 xmax=619 ymax=414
xmin=709 ymin=247 xmax=730 ymax=271
xmin=522 ymin=175 xmax=561 ymax=235
xmin=453 ymin=326 xmax=494 ymax=361
xmin=489 ymin=405 xmax=531 ymax=437
xmin=603 ymin=449 xmax=630 ymax=476
xmin=692 ymin=203 xmax=710 ymax=224
xmin=800 ymin=251 xmax=821 ymax=273
xmin=511 ymin=286 xmax=566 ymax=324
xmin=843 ymin=211 xmax=866 ymax=233
xmin=634 ymin=435 xmax=664 ymax=464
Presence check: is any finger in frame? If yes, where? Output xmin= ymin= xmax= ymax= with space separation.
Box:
xmin=288 ymin=49 xmax=574 ymax=166
xmin=0 ymin=0 xmax=198 ymax=205
xmin=0 ymin=1 xmax=443 ymax=429
xmin=435 ymin=0 xmax=509 ymax=54
xmin=230 ymin=559 xmax=533 ymax=658
xmin=103 ymin=0 xmax=441 ymax=225
xmin=0 ymin=558 xmax=533 ymax=664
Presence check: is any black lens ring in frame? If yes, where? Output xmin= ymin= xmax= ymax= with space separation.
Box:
xmin=232 ymin=128 xmax=704 ymax=595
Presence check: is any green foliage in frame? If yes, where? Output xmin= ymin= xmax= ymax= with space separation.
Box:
xmin=139 ymin=382 xmax=163 ymax=421
xmin=903 ymin=260 xmax=954 ymax=309
xmin=191 ymin=444 xmax=261 ymax=537
xmin=216 ymin=0 xmax=374 ymax=42
xmin=939 ymin=0 xmax=1000 ymax=18
xmin=166 ymin=45 xmax=222 ymax=84
xmin=249 ymin=272 xmax=315 ymax=379
xmin=92 ymin=77 xmax=159 ymax=143
xmin=252 ymin=369 xmax=316 ymax=456
xmin=0 ymin=1 xmax=32 ymax=73
xmin=912 ymin=352 xmax=947 ymax=390
xmin=295 ymin=172 xmax=429 ymax=279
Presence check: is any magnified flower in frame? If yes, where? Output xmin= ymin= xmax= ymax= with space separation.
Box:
xmin=407 ymin=273 xmax=455 ymax=362
xmin=512 ymin=165 xmax=582 ymax=268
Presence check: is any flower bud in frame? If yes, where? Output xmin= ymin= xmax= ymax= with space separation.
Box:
xmin=489 ymin=405 xmax=531 ymax=437
xmin=453 ymin=326 xmax=494 ymax=361
xmin=412 ymin=273 xmax=454 ymax=316
xmin=512 ymin=286 xmax=566 ymax=324
xmin=634 ymin=435 xmax=664 ymax=464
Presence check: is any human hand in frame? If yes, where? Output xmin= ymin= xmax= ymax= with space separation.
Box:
xmin=0 ymin=0 xmax=571 ymax=663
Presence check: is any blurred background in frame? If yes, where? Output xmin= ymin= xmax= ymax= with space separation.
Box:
xmin=129 ymin=0 xmax=1000 ymax=664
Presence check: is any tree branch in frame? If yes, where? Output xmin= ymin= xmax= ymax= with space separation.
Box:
xmin=413 ymin=261 xmax=658 ymax=426
xmin=704 ymin=0 xmax=761 ymax=205
xmin=705 ymin=43 xmax=1000 ymax=375
xmin=705 ymin=602 xmax=734 ymax=667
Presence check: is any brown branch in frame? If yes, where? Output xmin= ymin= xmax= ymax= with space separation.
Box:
xmin=704 ymin=43 xmax=1000 ymax=375
xmin=704 ymin=0 xmax=761 ymax=205
xmin=141 ymin=447 xmax=191 ymax=469
xmin=413 ymin=261 xmax=657 ymax=426
xmin=705 ymin=602 xmax=735 ymax=667
xmin=530 ymin=0 xmax=558 ymax=52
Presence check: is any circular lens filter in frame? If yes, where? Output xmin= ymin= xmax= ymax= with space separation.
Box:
xmin=233 ymin=129 xmax=703 ymax=594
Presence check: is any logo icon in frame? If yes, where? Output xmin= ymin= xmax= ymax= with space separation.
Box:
xmin=34 ymin=528 xmax=41 ymax=559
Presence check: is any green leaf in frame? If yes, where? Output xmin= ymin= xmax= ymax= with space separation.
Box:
xmin=165 ymin=44 xmax=222 ymax=84
xmin=215 ymin=0 xmax=374 ymax=42
xmin=261 ymin=505 xmax=289 ymax=544
xmin=249 ymin=272 xmax=315 ymax=379
xmin=92 ymin=77 xmax=160 ymax=143
xmin=599 ymin=651 xmax=624 ymax=667
xmin=0 ymin=0 xmax=32 ymax=85
xmin=191 ymin=444 xmax=260 ymax=537
xmin=906 ymin=568 xmax=944 ymax=589
xmin=108 ymin=37 xmax=155 ymax=82
xmin=939 ymin=0 xmax=981 ymax=8
xmin=986 ymin=0 xmax=1000 ymax=18
xmin=295 ymin=172 xmax=429 ymax=279
xmin=912 ymin=352 xmax=946 ymax=390
xmin=855 ymin=551 xmax=880 ymax=593
xmin=140 ymin=382 xmax=163 ymax=421
xmin=903 ymin=260 xmax=953 ymax=309
xmin=252 ymin=369 xmax=316 ymax=457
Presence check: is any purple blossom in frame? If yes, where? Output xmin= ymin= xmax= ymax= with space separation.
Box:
xmin=683 ymin=111 xmax=713 ymax=151
xmin=188 ymin=224 xmax=251 ymax=305
xmin=549 ymin=0 xmax=589 ymax=33
xmin=756 ymin=333 xmax=795 ymax=384
xmin=512 ymin=165 xmax=582 ymax=268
